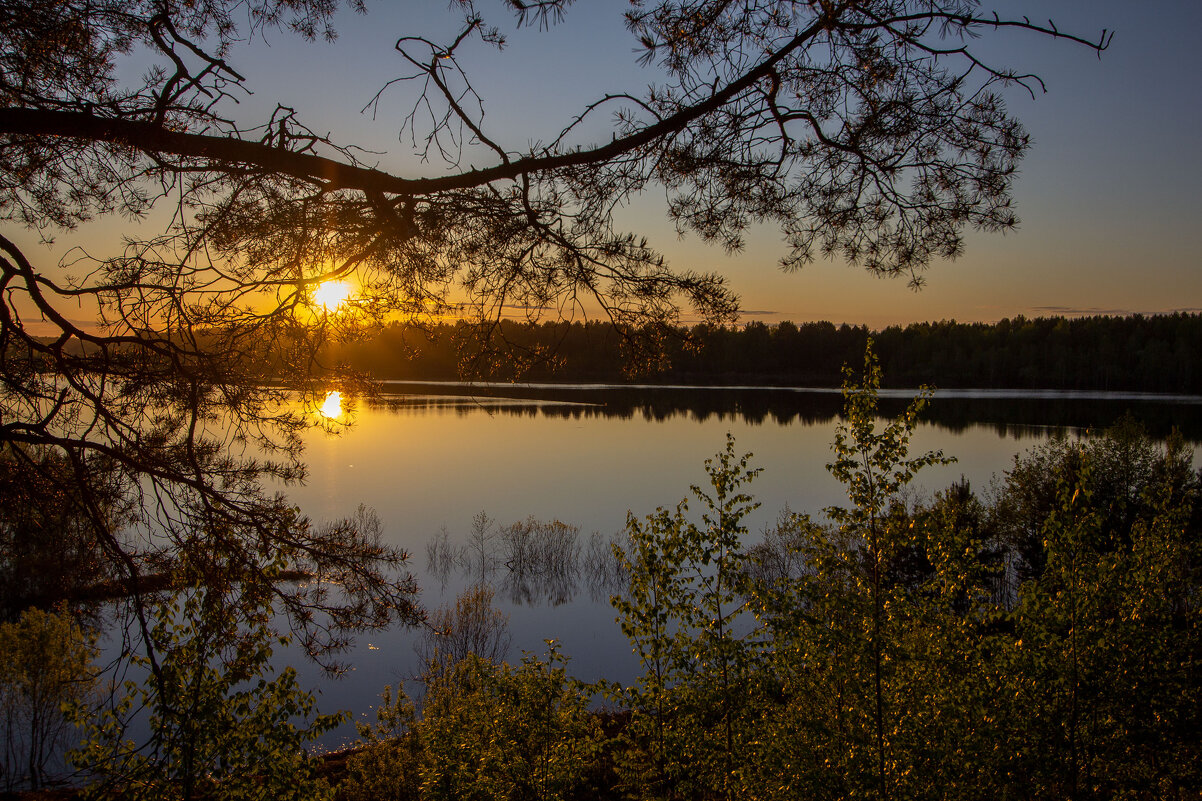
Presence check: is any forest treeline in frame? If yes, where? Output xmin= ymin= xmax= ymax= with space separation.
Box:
xmin=327 ymin=312 xmax=1202 ymax=392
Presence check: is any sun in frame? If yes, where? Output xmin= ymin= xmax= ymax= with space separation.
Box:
xmin=312 ymin=280 xmax=353 ymax=311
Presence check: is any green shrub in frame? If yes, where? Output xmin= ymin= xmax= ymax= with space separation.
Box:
xmin=338 ymin=683 xmax=422 ymax=801
xmin=69 ymin=588 xmax=344 ymax=801
xmin=0 ymin=607 xmax=97 ymax=791
xmin=419 ymin=644 xmax=600 ymax=801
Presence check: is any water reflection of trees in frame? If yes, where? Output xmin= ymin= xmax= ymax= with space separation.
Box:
xmin=0 ymin=447 xmax=128 ymax=622
xmin=370 ymin=385 xmax=1202 ymax=441
xmin=426 ymin=516 xmax=627 ymax=607
xmin=414 ymin=585 xmax=512 ymax=684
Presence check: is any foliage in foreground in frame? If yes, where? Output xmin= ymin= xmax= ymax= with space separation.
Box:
xmin=342 ymin=642 xmax=600 ymax=801
xmin=602 ymin=355 xmax=1201 ymax=800
xmin=69 ymin=583 xmax=344 ymax=801
xmin=610 ymin=433 xmax=764 ymax=800
xmin=0 ymin=607 xmax=97 ymax=792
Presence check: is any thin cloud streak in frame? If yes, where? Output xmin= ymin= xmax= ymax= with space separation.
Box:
xmin=1031 ymin=305 xmax=1202 ymax=318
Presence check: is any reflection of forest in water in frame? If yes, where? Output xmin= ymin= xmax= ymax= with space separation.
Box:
xmin=368 ymin=383 xmax=1202 ymax=441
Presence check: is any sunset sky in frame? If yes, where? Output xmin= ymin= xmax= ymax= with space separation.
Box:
xmin=19 ymin=0 xmax=1202 ymax=330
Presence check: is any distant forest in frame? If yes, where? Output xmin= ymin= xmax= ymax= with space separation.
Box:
xmin=328 ymin=313 xmax=1202 ymax=393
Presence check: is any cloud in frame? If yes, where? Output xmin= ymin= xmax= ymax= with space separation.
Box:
xmin=500 ymin=303 xmax=553 ymax=312
xmin=21 ymin=317 xmax=103 ymax=335
xmin=1031 ymin=305 xmax=1202 ymax=318
xmin=1031 ymin=305 xmax=1137 ymax=317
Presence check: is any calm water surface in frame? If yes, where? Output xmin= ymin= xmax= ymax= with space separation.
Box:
xmin=273 ymin=384 xmax=1200 ymax=744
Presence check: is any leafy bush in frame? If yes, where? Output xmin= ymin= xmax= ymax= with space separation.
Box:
xmin=610 ymin=345 xmax=1202 ymax=799
xmin=339 ymin=684 xmax=422 ymax=801
xmin=70 ymin=587 xmax=344 ymax=801
xmin=611 ymin=433 xmax=766 ymax=799
xmin=418 ymin=644 xmax=599 ymax=801
xmin=0 ymin=607 xmax=97 ymax=791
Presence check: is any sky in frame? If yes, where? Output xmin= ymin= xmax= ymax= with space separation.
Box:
xmin=18 ymin=0 xmax=1202 ymax=330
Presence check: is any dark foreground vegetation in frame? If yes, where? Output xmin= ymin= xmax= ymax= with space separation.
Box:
xmin=3 ymin=349 xmax=1199 ymax=800
xmin=326 ymin=313 xmax=1202 ymax=393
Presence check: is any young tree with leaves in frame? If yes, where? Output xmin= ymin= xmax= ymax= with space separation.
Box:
xmin=69 ymin=580 xmax=345 ymax=801
xmin=418 ymin=642 xmax=599 ymax=801
xmin=742 ymin=344 xmax=1021 ymax=800
xmin=823 ymin=343 xmax=953 ymax=798
xmin=992 ymin=425 xmax=1202 ymax=798
xmin=613 ymin=434 xmax=765 ymax=799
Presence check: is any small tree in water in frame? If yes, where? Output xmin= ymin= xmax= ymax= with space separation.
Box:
xmin=415 ymin=584 xmax=512 ymax=686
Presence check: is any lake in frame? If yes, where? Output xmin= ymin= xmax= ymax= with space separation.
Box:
xmin=273 ymin=382 xmax=1202 ymax=745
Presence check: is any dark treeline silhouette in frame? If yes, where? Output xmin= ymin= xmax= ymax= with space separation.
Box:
xmin=364 ymin=384 xmax=1202 ymax=441
xmin=328 ymin=313 xmax=1202 ymax=392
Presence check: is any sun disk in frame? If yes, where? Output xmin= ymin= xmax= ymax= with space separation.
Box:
xmin=313 ymin=280 xmax=352 ymax=311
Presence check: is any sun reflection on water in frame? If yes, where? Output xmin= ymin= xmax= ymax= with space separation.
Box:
xmin=319 ymin=390 xmax=342 ymax=419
